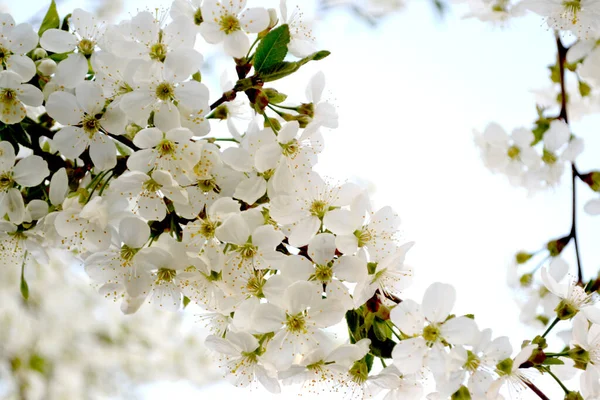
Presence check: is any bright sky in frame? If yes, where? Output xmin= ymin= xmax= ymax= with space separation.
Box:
xmin=5 ymin=0 xmax=600 ymax=398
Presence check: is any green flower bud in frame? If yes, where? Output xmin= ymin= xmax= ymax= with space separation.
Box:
xmin=31 ymin=48 xmax=48 ymax=61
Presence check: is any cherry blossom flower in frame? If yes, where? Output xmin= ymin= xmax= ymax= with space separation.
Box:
xmin=0 ymin=13 xmax=38 ymax=81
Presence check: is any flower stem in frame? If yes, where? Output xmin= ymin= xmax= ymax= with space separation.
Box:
xmin=542 ymin=317 xmax=559 ymax=338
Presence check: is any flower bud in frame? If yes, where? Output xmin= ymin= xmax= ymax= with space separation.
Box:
xmin=258 ymin=8 xmax=279 ymax=39
xmin=31 ymin=48 xmax=48 ymax=61
xmin=37 ymin=58 xmax=57 ymax=76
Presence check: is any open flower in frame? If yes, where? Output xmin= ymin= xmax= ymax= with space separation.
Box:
xmin=0 ymin=13 xmax=39 ymax=81
xmin=40 ymin=8 xmax=104 ymax=88
xmin=0 ymin=142 xmax=48 ymax=224
xmin=390 ymin=282 xmax=479 ymax=375
xmin=199 ymin=0 xmax=270 ymax=57
xmin=46 ymin=81 xmax=126 ymax=170
xmin=0 ymin=70 xmax=43 ymax=124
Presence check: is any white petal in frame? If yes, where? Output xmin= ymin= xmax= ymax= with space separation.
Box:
xmin=4 ymin=187 xmax=25 ymax=224
xmin=215 ymin=213 xmax=250 ymax=245
xmin=332 ymin=255 xmax=366 ymax=282
xmin=205 ymin=335 xmax=239 ymax=356
xmin=284 ymin=280 xmax=320 ymax=314
xmin=164 ymin=48 xmax=204 ymax=82
xmin=154 ymin=102 xmax=182 ymax=132
xmin=288 ymin=216 xmax=320 ymax=247
xmin=223 ymin=30 xmax=249 ymax=58
xmin=174 ymin=81 xmax=209 ymax=110
xmin=6 ymin=54 xmax=36 ymax=82
xmin=13 ymin=156 xmax=49 ymax=187
xmin=16 ymin=84 xmax=43 ymax=107
xmin=239 ymin=7 xmax=270 ymax=33
xmin=252 ymin=225 xmax=284 ymax=249
xmin=441 ymin=316 xmax=478 ymax=345
xmin=307 ymin=232 xmax=336 ymax=265
xmin=390 ymin=299 xmax=424 ymax=336
xmin=199 ymin=21 xmax=225 ymax=44
xmin=46 ymin=91 xmax=83 ymax=125
xmin=53 ymin=53 xmax=88 ymax=88
xmin=40 ymin=29 xmax=77 ymax=53
xmin=133 ymin=127 xmax=163 ymax=149
xmin=234 ymin=174 xmax=266 ymax=205
xmin=76 ymin=81 xmax=105 ymax=115
xmin=52 ymin=126 xmax=89 ymax=159
xmin=324 ymin=208 xmax=362 ymax=235
xmin=49 ymin=168 xmax=68 ymax=206
xmin=391 ymin=337 xmax=428 ymax=375
xmin=255 ymin=143 xmax=281 ymax=173
xmin=252 ymin=303 xmax=285 ymax=333
xmin=422 ymin=282 xmax=456 ymax=323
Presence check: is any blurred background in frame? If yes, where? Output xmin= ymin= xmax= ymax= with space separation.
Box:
xmin=3 ymin=0 xmax=600 ymax=398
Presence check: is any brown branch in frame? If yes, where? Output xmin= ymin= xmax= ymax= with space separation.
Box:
xmin=555 ymin=33 xmax=583 ymax=284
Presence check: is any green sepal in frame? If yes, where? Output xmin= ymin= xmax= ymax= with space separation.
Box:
xmin=183 ymin=296 xmax=191 ymax=308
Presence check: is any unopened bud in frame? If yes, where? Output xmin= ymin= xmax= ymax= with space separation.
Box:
xmin=32 ymin=48 xmax=48 ymax=61
xmin=37 ymin=58 xmax=57 ymax=76
xmin=258 ymin=8 xmax=279 ymax=39
xmin=125 ymin=123 xmax=142 ymax=140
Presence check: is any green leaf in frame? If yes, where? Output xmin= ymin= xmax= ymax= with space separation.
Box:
xmin=253 ymin=24 xmax=291 ymax=73
xmin=183 ymin=296 xmax=191 ymax=308
xmin=38 ymin=0 xmax=60 ymax=36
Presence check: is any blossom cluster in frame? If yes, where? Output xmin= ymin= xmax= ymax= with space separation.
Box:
xmin=3 ymin=0 xmax=600 ymax=399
